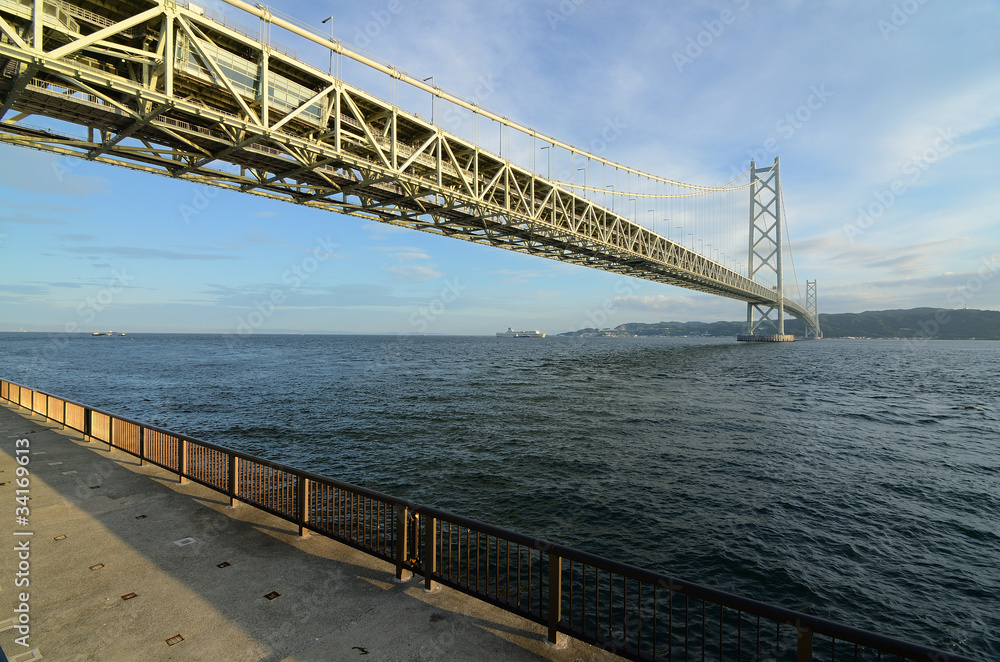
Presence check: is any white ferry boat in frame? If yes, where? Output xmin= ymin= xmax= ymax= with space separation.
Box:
xmin=496 ymin=328 xmax=546 ymax=338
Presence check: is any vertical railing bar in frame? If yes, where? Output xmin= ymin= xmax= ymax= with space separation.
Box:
xmin=475 ymin=530 xmax=481 ymax=593
xmin=178 ymin=437 xmax=187 ymax=484
xmin=776 ymin=619 xmax=780 ymax=662
xmin=797 ymin=626 xmax=814 ymax=662
xmin=394 ymin=502 xmax=410 ymax=581
xmin=702 ymin=599 xmax=706 ymax=662
xmin=756 ymin=614 xmax=761 ymax=662
xmin=609 ymin=571 xmax=614 ymax=643
xmin=516 ymin=543 xmax=522 ymax=610
xmin=483 ymin=533 xmax=489 ymax=596
xmin=685 ymin=594 xmax=689 ymax=662
xmin=718 ymin=604 xmax=723 ymax=662
xmin=297 ymin=476 xmax=309 ymax=537
xmin=572 ymin=561 xmax=578 ymax=630
xmin=335 ymin=487 xmax=341 ymax=537
xmin=622 ymin=575 xmax=628 ymax=646
xmin=651 ymin=583 xmax=656 ymax=661
xmin=547 ymin=552 xmax=561 ymax=645
xmin=504 ymin=539 xmax=510 ymax=603
xmin=529 ymin=547 xmax=534 ymax=614
xmin=737 ymin=610 xmax=742 ymax=661
xmin=424 ymin=515 xmax=436 ymax=592
xmin=594 ymin=568 xmax=600 ymax=642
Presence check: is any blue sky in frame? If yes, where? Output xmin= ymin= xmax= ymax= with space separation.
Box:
xmin=1 ymin=0 xmax=998 ymax=334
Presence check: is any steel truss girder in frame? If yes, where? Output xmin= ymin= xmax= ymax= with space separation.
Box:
xmin=0 ymin=0 xmax=816 ymax=322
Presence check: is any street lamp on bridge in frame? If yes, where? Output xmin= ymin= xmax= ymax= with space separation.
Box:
xmin=321 ymin=17 xmax=334 ymax=75
xmin=422 ymin=76 xmax=434 ymax=124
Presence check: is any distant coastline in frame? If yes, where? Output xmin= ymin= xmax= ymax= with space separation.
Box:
xmin=558 ymin=307 xmax=1000 ymax=340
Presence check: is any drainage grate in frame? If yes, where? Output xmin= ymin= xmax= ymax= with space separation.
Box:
xmin=53 ymin=534 xmax=67 ymax=541
xmin=121 ymin=592 xmax=137 ymax=601
xmin=217 ymin=561 xmax=231 ymax=568
xmin=165 ymin=634 xmax=184 ymax=646
xmin=89 ymin=485 xmax=100 ymax=489
xmin=263 ymin=591 xmax=280 ymax=601
xmin=89 ymin=564 xmax=104 ymax=571
xmin=135 ymin=515 xmax=148 ymax=520
xmin=173 ymin=537 xmax=197 ymax=546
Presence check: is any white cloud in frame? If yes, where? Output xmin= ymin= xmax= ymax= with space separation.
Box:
xmin=385 ymin=264 xmax=443 ymax=281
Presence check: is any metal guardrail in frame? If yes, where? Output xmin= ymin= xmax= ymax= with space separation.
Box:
xmin=0 ymin=377 xmax=979 ymax=662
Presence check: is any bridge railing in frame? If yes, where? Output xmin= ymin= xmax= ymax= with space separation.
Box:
xmin=0 ymin=377 xmax=977 ymax=662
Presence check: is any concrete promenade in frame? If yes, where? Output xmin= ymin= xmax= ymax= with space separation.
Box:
xmin=0 ymin=402 xmax=618 ymax=662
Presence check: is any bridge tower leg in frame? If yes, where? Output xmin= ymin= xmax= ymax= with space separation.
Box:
xmin=739 ymin=157 xmax=793 ymax=341
xmin=805 ymin=280 xmax=822 ymax=338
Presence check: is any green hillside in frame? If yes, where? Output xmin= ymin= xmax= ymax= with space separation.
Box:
xmin=560 ymin=308 xmax=1000 ymax=339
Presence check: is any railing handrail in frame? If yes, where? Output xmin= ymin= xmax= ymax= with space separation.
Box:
xmin=0 ymin=376 xmax=979 ymax=662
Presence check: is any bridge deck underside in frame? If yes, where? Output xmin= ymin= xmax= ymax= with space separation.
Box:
xmin=0 ymin=0 xmax=815 ymax=327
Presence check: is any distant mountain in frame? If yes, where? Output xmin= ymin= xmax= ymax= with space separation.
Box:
xmin=787 ymin=308 xmax=1000 ymax=340
xmin=559 ymin=308 xmax=1000 ymax=340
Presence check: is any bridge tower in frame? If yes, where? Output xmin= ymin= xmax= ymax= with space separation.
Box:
xmin=739 ymin=157 xmax=793 ymax=342
xmin=805 ymin=280 xmax=822 ymax=338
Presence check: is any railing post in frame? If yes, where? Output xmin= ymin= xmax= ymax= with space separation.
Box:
xmin=797 ymin=627 xmax=813 ymax=662
xmin=394 ymin=504 xmax=411 ymax=581
xmin=297 ymin=477 xmax=310 ymax=537
xmin=84 ymin=407 xmax=92 ymax=441
xmin=62 ymin=399 xmax=66 ymax=429
xmin=139 ymin=426 xmax=145 ymax=466
xmin=108 ymin=415 xmax=114 ymax=452
xmin=178 ymin=438 xmax=187 ymax=484
xmin=423 ymin=515 xmax=438 ymax=592
xmin=547 ymin=553 xmax=562 ymax=645
xmin=228 ymin=454 xmax=239 ymax=507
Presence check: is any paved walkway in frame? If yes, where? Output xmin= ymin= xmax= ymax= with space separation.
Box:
xmin=0 ymin=402 xmax=618 ymax=662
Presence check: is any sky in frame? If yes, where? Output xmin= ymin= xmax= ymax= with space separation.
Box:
xmin=1 ymin=0 xmax=999 ymax=335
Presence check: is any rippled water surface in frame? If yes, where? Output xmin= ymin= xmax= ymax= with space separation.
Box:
xmin=1 ymin=333 xmax=997 ymax=659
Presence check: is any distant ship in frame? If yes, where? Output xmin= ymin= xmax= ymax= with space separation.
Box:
xmin=496 ymin=328 xmax=546 ymax=338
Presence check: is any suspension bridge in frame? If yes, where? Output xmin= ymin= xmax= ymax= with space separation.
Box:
xmin=0 ymin=0 xmax=821 ymax=339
